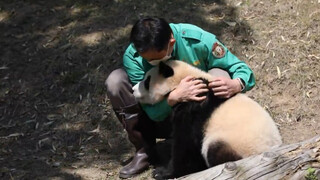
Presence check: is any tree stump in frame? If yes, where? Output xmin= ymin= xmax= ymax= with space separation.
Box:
xmin=178 ymin=135 xmax=320 ymax=180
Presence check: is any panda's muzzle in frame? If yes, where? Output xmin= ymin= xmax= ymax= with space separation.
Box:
xmin=132 ymin=82 xmax=142 ymax=99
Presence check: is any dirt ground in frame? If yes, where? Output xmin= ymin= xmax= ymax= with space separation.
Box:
xmin=0 ymin=0 xmax=319 ymax=179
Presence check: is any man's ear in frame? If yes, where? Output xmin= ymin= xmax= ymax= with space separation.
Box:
xmin=159 ymin=62 xmax=174 ymax=78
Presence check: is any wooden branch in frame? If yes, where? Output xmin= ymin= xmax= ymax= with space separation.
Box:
xmin=178 ymin=135 xmax=320 ymax=180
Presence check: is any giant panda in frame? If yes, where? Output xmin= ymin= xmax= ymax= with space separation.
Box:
xmin=133 ymin=60 xmax=282 ymax=179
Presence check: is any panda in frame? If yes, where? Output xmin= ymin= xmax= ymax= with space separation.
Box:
xmin=132 ymin=60 xmax=282 ymax=179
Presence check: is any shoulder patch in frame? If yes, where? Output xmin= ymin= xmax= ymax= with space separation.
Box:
xmin=212 ymin=42 xmax=225 ymax=58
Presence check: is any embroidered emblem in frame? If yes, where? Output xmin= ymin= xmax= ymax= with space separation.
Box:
xmin=193 ymin=60 xmax=200 ymax=66
xmin=212 ymin=42 xmax=225 ymax=58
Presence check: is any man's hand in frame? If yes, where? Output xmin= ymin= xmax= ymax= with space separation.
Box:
xmin=167 ymin=76 xmax=208 ymax=106
xmin=209 ymin=77 xmax=242 ymax=98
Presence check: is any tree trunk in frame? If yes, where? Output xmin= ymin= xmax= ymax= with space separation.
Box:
xmin=178 ymin=135 xmax=320 ymax=180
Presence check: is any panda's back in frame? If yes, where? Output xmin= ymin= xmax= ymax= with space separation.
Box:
xmin=203 ymin=93 xmax=282 ymax=157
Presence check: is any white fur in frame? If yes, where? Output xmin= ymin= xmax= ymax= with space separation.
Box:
xmin=201 ymin=93 xmax=282 ymax=166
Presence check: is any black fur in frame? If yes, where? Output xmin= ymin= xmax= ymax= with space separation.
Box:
xmin=144 ymin=75 xmax=151 ymax=90
xmin=206 ymin=141 xmax=242 ymax=167
xmin=153 ymin=78 xmax=227 ymax=180
xmin=159 ymin=62 xmax=174 ymax=78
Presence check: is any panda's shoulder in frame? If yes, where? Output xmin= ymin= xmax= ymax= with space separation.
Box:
xmin=226 ymin=94 xmax=251 ymax=103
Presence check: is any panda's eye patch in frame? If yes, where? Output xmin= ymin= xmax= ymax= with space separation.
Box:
xmin=144 ymin=76 xmax=151 ymax=91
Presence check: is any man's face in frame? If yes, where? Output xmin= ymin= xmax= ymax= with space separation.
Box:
xmin=139 ymin=37 xmax=175 ymax=63
xmin=140 ymin=48 xmax=168 ymax=61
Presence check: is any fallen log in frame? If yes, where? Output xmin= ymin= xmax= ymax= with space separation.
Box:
xmin=178 ymin=135 xmax=320 ymax=180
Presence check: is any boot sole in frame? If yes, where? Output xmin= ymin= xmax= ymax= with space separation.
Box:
xmin=119 ymin=166 xmax=149 ymax=179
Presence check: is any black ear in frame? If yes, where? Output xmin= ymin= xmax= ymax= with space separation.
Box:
xmin=159 ymin=61 xmax=174 ymax=78
xmin=144 ymin=75 xmax=151 ymax=90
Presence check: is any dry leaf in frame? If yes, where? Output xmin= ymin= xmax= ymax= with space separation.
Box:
xmin=52 ymin=162 xmax=61 ymax=167
xmin=308 ymin=54 xmax=320 ymax=60
xmin=88 ymin=125 xmax=100 ymax=134
xmin=235 ymin=2 xmax=242 ymax=6
xmin=62 ymin=152 xmax=67 ymax=158
xmin=86 ymin=136 xmax=94 ymax=142
xmin=306 ymin=91 xmax=312 ymax=98
xmin=266 ymin=40 xmax=271 ymax=48
xmin=1 ymin=133 xmax=24 ymax=139
xmin=47 ymin=114 xmax=60 ymax=121
xmin=38 ymin=137 xmax=50 ymax=147
xmin=249 ymin=54 xmax=256 ymax=60
xmin=77 ymin=153 xmax=85 ymax=157
xmin=52 ymin=144 xmax=56 ymax=151
xmin=277 ymin=66 xmax=281 ymax=79
xmin=0 ymin=66 xmax=9 ymax=70
xmin=223 ymin=20 xmax=237 ymax=27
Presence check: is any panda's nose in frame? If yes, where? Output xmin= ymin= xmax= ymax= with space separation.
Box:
xmin=132 ymin=82 xmax=141 ymax=98
xmin=132 ymin=83 xmax=137 ymax=91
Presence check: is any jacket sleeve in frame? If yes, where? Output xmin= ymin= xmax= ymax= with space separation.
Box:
xmin=123 ymin=53 xmax=145 ymax=85
xmin=201 ymin=32 xmax=256 ymax=92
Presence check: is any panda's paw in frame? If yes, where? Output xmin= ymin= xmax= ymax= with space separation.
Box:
xmin=152 ymin=167 xmax=173 ymax=180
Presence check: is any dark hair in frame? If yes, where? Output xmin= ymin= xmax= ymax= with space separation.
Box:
xmin=130 ymin=17 xmax=172 ymax=53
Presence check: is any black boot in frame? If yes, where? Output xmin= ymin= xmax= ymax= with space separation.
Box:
xmin=115 ymin=106 xmax=156 ymax=179
xmin=119 ymin=147 xmax=150 ymax=178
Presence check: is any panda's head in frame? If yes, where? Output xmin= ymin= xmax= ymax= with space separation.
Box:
xmin=133 ymin=61 xmax=176 ymax=104
xmin=133 ymin=60 xmax=213 ymax=104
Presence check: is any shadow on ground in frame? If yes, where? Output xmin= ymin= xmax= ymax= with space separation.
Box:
xmin=0 ymin=0 xmax=253 ymax=179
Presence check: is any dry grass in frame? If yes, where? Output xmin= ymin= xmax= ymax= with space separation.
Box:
xmin=238 ymin=0 xmax=320 ymax=144
xmin=0 ymin=0 xmax=319 ymax=179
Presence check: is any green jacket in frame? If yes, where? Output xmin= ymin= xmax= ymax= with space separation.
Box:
xmin=123 ymin=23 xmax=255 ymax=121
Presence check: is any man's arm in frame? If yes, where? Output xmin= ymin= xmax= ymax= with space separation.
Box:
xmin=200 ymin=32 xmax=255 ymax=93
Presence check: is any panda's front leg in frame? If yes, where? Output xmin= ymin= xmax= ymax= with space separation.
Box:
xmin=153 ymin=133 xmax=189 ymax=179
xmin=153 ymin=145 xmax=188 ymax=179
xmin=153 ymin=159 xmax=175 ymax=180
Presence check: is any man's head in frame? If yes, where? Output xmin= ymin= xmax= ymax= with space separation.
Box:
xmin=130 ymin=17 xmax=175 ymax=65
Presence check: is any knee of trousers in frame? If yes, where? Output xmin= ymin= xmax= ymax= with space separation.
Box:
xmin=105 ymin=68 xmax=131 ymax=97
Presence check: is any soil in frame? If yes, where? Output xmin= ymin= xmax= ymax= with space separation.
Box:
xmin=0 ymin=0 xmax=319 ymax=179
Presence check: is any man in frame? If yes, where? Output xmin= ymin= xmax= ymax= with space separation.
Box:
xmin=105 ymin=17 xmax=255 ymax=178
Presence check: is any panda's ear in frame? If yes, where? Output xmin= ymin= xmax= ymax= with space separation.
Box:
xmin=144 ymin=75 xmax=151 ymax=90
xmin=159 ymin=62 xmax=174 ymax=78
